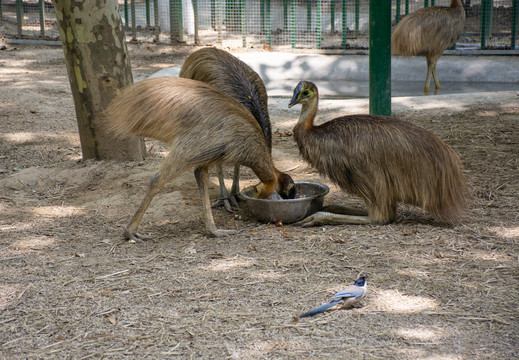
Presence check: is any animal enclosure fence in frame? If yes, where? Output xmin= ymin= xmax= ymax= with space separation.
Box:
xmin=1 ymin=0 xmax=518 ymax=51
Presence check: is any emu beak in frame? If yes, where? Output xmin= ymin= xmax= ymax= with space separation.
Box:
xmin=288 ymin=81 xmax=304 ymax=108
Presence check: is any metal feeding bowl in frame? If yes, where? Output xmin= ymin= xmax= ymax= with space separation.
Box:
xmin=240 ymin=181 xmax=330 ymax=224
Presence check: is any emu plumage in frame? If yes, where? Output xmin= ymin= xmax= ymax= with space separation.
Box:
xmin=289 ymin=81 xmax=469 ymax=226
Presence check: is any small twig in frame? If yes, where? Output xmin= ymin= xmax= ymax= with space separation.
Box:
xmin=95 ymin=269 xmax=129 ymax=279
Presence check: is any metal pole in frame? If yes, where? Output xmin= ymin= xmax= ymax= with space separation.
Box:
xmin=512 ymin=0 xmax=518 ymax=49
xmin=291 ymin=0 xmax=295 ymax=48
xmin=405 ymin=0 xmax=409 ymax=15
xmin=284 ymin=0 xmax=288 ymax=29
xmin=267 ymin=0 xmax=271 ymax=45
xmin=241 ymin=0 xmax=246 ymax=47
xmin=217 ymin=0 xmax=222 ymax=44
xmin=261 ymin=0 xmax=265 ymax=33
xmin=193 ymin=0 xmax=199 ymax=44
xmin=124 ymin=0 xmax=129 ymax=30
xmin=16 ymin=0 xmax=23 ymax=36
xmin=154 ymin=0 xmax=160 ymax=42
xmin=369 ymin=0 xmax=391 ymax=116
xmin=424 ymin=0 xmax=429 ymax=7
xmin=146 ymin=0 xmax=151 ymax=29
xmin=178 ymin=0 xmax=184 ymax=42
xmin=342 ymin=0 xmax=347 ymax=49
xmin=317 ymin=0 xmax=321 ymax=49
xmin=354 ymin=0 xmax=359 ymax=34
xmin=331 ymin=0 xmax=335 ymax=33
xmin=307 ymin=0 xmax=312 ymax=32
xmin=39 ymin=0 xmax=46 ymax=36
xmin=131 ymin=0 xmax=137 ymax=41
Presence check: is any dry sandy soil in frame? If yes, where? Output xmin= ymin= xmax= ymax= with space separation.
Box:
xmin=0 ymin=41 xmax=518 ymax=359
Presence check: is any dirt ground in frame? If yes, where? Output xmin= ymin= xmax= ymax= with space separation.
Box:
xmin=0 ymin=41 xmax=518 ymax=359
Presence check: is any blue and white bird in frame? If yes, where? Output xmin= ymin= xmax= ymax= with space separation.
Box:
xmin=297 ymin=276 xmax=367 ymax=319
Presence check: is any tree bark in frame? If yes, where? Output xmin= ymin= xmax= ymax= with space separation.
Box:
xmin=53 ymin=0 xmax=145 ymax=161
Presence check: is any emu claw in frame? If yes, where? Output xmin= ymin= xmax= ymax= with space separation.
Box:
xmin=211 ymin=195 xmax=240 ymax=212
xmin=125 ymin=230 xmax=157 ymax=243
xmin=294 ymin=211 xmax=333 ymax=227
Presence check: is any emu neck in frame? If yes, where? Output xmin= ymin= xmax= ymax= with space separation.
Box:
xmin=295 ymin=96 xmax=319 ymax=131
xmin=450 ymin=0 xmax=463 ymax=8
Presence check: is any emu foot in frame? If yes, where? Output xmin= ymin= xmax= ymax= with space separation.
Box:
xmin=124 ymin=228 xmax=157 ymax=243
xmin=207 ymin=228 xmax=240 ymax=237
xmin=211 ymin=195 xmax=240 ymax=212
xmin=295 ymin=211 xmax=376 ymax=227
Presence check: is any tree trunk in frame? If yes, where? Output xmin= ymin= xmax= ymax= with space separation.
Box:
xmin=53 ymin=0 xmax=146 ymax=161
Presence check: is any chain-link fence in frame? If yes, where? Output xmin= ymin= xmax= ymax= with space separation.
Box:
xmin=1 ymin=0 xmax=518 ymax=50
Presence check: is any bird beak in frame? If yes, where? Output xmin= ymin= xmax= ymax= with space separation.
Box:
xmin=288 ymin=94 xmax=299 ymax=108
xmin=288 ymin=81 xmax=304 ymax=108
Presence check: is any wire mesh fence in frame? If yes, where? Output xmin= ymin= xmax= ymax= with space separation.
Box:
xmin=1 ymin=0 xmax=518 ymax=50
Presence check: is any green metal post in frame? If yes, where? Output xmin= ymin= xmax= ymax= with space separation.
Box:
xmin=331 ymin=0 xmax=335 ymax=33
xmin=124 ymin=0 xmax=129 ymax=30
xmin=291 ymin=0 xmax=295 ymax=48
xmin=217 ymin=0 xmax=222 ymax=43
xmin=480 ymin=0 xmax=493 ymax=50
xmin=241 ymin=0 xmax=246 ymax=47
xmin=16 ymin=0 xmax=23 ymax=36
xmin=512 ymin=0 xmax=518 ymax=49
xmin=431 ymin=0 xmax=435 ymax=6
xmin=342 ymin=0 xmax=347 ymax=49
xmin=405 ymin=0 xmax=409 ymax=15
xmin=317 ymin=0 xmax=321 ymax=49
xmin=146 ymin=0 xmax=151 ymax=29
xmin=284 ymin=0 xmax=288 ymax=29
xmin=211 ymin=0 xmax=215 ymax=28
xmin=424 ymin=0 xmax=429 ymax=7
xmin=131 ymin=0 xmax=137 ymax=41
xmin=177 ymin=0 xmax=183 ymax=42
xmin=261 ymin=0 xmax=265 ymax=32
xmin=307 ymin=0 xmax=312 ymax=32
xmin=396 ymin=0 xmax=401 ymax=24
xmin=169 ymin=0 xmax=175 ymax=42
xmin=39 ymin=0 xmax=45 ymax=36
xmin=154 ymin=0 xmax=160 ymax=41
xmin=369 ymin=0 xmax=391 ymax=116
xmin=267 ymin=0 xmax=271 ymax=45
xmin=194 ymin=0 xmax=199 ymax=44
xmin=354 ymin=0 xmax=359 ymax=34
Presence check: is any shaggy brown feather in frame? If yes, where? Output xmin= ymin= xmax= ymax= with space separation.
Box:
xmin=391 ymin=0 xmax=466 ymax=92
xmin=104 ymin=77 xmax=281 ymax=239
xmin=179 ymin=48 xmax=295 ymax=204
xmin=289 ymin=81 xmax=469 ymax=225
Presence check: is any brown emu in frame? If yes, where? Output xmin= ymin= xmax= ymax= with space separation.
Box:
xmin=180 ymin=47 xmax=295 ymax=211
xmin=288 ymin=81 xmax=469 ymax=226
xmin=391 ymin=0 xmax=466 ymax=93
xmin=104 ymin=77 xmax=293 ymax=240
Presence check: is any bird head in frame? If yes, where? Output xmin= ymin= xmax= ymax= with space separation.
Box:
xmin=288 ymin=81 xmax=318 ymax=108
xmin=276 ymin=172 xmax=297 ymax=199
xmin=354 ymin=276 xmax=367 ymax=287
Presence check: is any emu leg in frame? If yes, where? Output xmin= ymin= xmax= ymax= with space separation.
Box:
xmin=431 ymin=60 xmax=440 ymax=90
xmin=295 ymin=211 xmax=378 ymax=227
xmin=322 ymin=204 xmax=368 ymax=216
xmin=424 ymin=57 xmax=433 ymax=93
xmin=229 ymin=164 xmax=243 ymax=204
xmin=211 ymin=165 xmax=235 ymax=212
xmin=195 ymin=166 xmax=239 ymax=237
xmin=124 ymin=172 xmax=164 ymax=242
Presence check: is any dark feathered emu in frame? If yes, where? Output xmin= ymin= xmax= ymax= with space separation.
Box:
xmin=104 ymin=77 xmax=293 ymax=240
xmin=180 ymin=47 xmax=295 ymax=211
xmin=288 ymin=81 xmax=469 ymax=226
xmin=391 ymin=0 xmax=466 ymax=93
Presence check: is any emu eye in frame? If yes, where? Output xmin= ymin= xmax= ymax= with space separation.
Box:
xmin=302 ymin=90 xmax=309 ymax=96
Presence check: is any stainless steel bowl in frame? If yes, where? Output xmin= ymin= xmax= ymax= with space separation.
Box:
xmin=240 ymin=181 xmax=330 ymax=224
